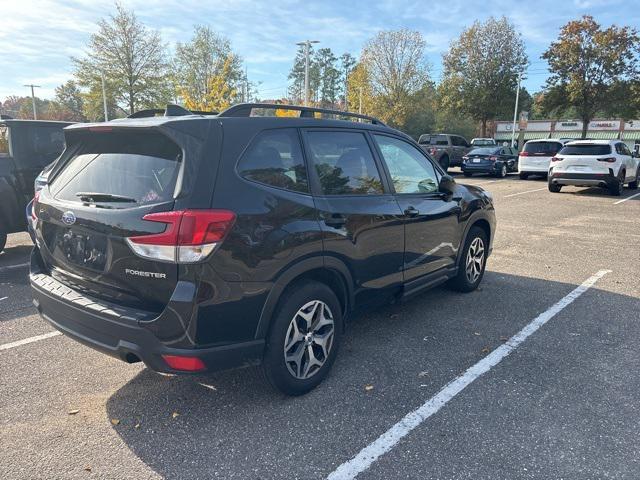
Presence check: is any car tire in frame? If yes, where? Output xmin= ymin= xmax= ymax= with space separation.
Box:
xmin=0 ymin=232 xmax=6 ymax=254
xmin=519 ymin=172 xmax=529 ymax=180
xmin=262 ymin=281 xmax=342 ymax=396
xmin=446 ymin=226 xmax=488 ymax=293
xmin=548 ymin=179 xmax=562 ymax=193
xmin=496 ymin=164 xmax=507 ymax=178
xmin=609 ymin=170 xmax=624 ymax=196
xmin=439 ymin=155 xmax=450 ymax=172
xmin=463 ymin=172 xmax=473 ymax=177
xmin=629 ymin=167 xmax=639 ymax=190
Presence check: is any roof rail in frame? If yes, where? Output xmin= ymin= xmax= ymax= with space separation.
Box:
xmin=218 ymin=103 xmax=386 ymax=126
xmin=127 ymin=105 xmax=219 ymax=119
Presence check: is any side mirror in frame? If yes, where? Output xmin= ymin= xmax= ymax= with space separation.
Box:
xmin=439 ymin=174 xmax=456 ymax=195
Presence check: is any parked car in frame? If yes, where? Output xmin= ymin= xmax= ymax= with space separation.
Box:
xmin=548 ymin=140 xmax=639 ymax=195
xmin=0 ymin=119 xmax=72 ymax=253
xmin=470 ymin=138 xmax=497 ymax=147
xmin=461 ymin=146 xmax=519 ymax=178
xmin=417 ymin=133 xmax=472 ymax=171
xmin=30 ymin=104 xmax=496 ymax=396
xmin=518 ymin=139 xmax=568 ymax=179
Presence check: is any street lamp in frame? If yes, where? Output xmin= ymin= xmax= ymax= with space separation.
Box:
xmin=23 ymin=84 xmax=41 ymax=120
xmin=296 ymin=40 xmax=319 ymax=106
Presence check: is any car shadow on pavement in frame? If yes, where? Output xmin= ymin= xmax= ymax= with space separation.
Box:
xmin=105 ymin=271 xmax=640 ymax=479
xmin=0 ymin=245 xmax=32 ymax=267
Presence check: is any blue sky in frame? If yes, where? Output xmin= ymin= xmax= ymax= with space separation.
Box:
xmin=0 ymin=0 xmax=637 ymax=102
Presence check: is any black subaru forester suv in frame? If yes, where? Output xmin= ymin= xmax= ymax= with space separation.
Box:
xmin=30 ymin=104 xmax=495 ymax=395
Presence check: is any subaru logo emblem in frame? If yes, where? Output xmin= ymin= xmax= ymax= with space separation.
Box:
xmin=62 ymin=211 xmax=76 ymax=226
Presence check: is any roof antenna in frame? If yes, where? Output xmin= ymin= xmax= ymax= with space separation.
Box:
xmin=164 ymin=104 xmax=193 ymax=117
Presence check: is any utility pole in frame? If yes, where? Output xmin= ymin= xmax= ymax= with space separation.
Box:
xmin=23 ymin=84 xmax=41 ymax=120
xmin=510 ymin=72 xmax=522 ymax=148
xmin=358 ymin=86 xmax=362 ymax=115
xmin=296 ymin=40 xmax=319 ymax=106
xmin=100 ymin=73 xmax=109 ymax=121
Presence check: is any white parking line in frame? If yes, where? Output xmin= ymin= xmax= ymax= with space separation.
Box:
xmin=0 ymin=262 xmax=29 ymax=272
xmin=0 ymin=331 xmax=62 ymax=352
xmin=613 ymin=192 xmax=640 ymax=205
xmin=0 ymin=297 xmax=7 ymax=301
xmin=327 ymin=269 xmax=610 ymax=480
xmin=503 ymin=187 xmax=547 ymax=198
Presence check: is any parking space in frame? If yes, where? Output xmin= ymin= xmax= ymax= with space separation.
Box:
xmin=1 ymin=178 xmax=639 ymax=479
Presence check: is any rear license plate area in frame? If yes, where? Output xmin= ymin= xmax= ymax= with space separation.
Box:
xmin=61 ymin=229 xmax=108 ymax=271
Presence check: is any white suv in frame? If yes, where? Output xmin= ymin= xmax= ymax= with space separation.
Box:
xmin=548 ymin=140 xmax=640 ymax=195
xmin=518 ymin=139 xmax=568 ymax=179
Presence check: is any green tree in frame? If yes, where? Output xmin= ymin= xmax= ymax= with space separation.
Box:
xmin=542 ymin=15 xmax=640 ymax=138
xmin=53 ymin=80 xmax=86 ymax=121
xmin=288 ymin=44 xmax=316 ymax=103
xmin=439 ymin=17 xmax=528 ymax=137
xmin=340 ymin=53 xmax=357 ymax=107
xmin=173 ymin=25 xmax=244 ymax=109
xmin=314 ymin=48 xmax=341 ymax=107
xmin=73 ymin=2 xmax=172 ymax=115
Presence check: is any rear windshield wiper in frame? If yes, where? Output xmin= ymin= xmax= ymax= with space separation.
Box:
xmin=75 ymin=192 xmax=137 ymax=203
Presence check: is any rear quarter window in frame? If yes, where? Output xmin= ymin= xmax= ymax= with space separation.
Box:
xmin=50 ymin=130 xmax=182 ymax=207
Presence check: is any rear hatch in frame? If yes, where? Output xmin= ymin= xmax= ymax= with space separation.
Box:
xmin=520 ymin=141 xmax=562 ymax=168
xmin=554 ymin=143 xmax=613 ymax=174
xmin=34 ymin=127 xmax=189 ymax=312
xmin=418 ymin=134 xmax=448 ymax=156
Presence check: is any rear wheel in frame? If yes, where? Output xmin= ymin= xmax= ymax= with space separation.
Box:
xmin=519 ymin=172 xmax=529 ymax=180
xmin=548 ymin=179 xmax=562 ymax=193
xmin=447 ymin=226 xmax=488 ymax=293
xmin=609 ymin=170 xmax=624 ymax=196
xmin=0 ymin=232 xmax=6 ymax=254
xmin=262 ymin=281 xmax=342 ymax=396
xmin=439 ymin=155 xmax=450 ymax=172
xmin=629 ymin=167 xmax=639 ymax=190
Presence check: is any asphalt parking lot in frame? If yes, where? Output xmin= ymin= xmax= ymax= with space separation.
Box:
xmin=1 ymin=171 xmax=639 ymax=479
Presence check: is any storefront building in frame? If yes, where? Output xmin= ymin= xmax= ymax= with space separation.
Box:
xmin=493 ymin=119 xmax=640 ymax=149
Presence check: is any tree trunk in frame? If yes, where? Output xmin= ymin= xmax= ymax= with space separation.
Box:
xmin=581 ymin=117 xmax=589 ymax=139
xmin=481 ymin=119 xmax=487 ymax=138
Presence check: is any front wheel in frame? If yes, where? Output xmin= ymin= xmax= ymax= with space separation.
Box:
xmin=629 ymin=167 xmax=639 ymax=190
xmin=0 ymin=232 xmax=6 ymax=254
xmin=447 ymin=226 xmax=488 ymax=293
xmin=495 ymin=164 xmax=507 ymax=178
xmin=262 ymin=281 xmax=342 ymax=396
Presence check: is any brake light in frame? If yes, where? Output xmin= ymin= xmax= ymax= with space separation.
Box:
xmin=488 ymin=156 xmax=498 ymax=161
xmin=31 ymin=191 xmax=40 ymax=221
xmin=597 ymin=157 xmax=616 ymax=163
xmin=462 ymin=156 xmax=469 ymax=161
xmin=126 ymin=209 xmax=236 ymax=264
xmin=162 ymin=355 xmax=206 ymax=372
xmin=429 ymin=147 xmax=437 ymax=155
xmin=551 ymin=156 xmax=563 ymax=162
xmin=519 ymin=151 xmax=530 ymax=156
xmin=87 ymin=126 xmax=113 ymax=132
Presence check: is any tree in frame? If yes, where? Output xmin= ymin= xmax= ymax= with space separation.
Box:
xmin=542 ymin=15 xmax=640 ymax=138
xmin=439 ymin=17 xmax=528 ymax=136
xmin=173 ymin=25 xmax=244 ymax=109
xmin=314 ymin=48 xmax=340 ymax=107
xmin=53 ymin=81 xmax=86 ymax=121
xmin=340 ymin=53 xmax=357 ymax=107
xmin=181 ymin=55 xmax=239 ymax=111
xmin=73 ymin=2 xmax=171 ymax=115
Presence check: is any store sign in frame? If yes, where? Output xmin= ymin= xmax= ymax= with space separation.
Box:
xmin=588 ymin=120 xmax=620 ymax=131
xmin=525 ymin=121 xmax=552 ymax=132
xmin=624 ymin=120 xmax=640 ymax=131
xmin=555 ymin=120 xmax=583 ymax=131
xmin=496 ymin=122 xmax=519 ymax=132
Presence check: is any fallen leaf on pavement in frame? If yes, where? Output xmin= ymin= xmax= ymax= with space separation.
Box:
xmin=68 ymin=409 xmax=80 ymax=415
xmin=473 ymin=332 xmax=481 ymax=336
xmin=418 ymin=371 xmax=428 ymax=377
xmin=134 ymin=423 xmax=141 ymax=429
xmin=84 ymin=466 xmax=91 ymax=472
xmin=481 ymin=346 xmax=490 ymax=354
xmin=364 ymin=384 xmax=374 ymax=392
xmin=172 ymin=412 xmax=180 ymax=419
xmin=499 ymin=336 xmax=508 ymax=342
xmin=110 ymin=419 xmax=120 ymax=426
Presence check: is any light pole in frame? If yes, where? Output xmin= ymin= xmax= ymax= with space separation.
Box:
xmin=100 ymin=73 xmax=109 ymax=121
xmin=510 ymin=72 xmax=522 ymax=148
xmin=296 ymin=40 xmax=319 ymax=106
xmin=23 ymin=84 xmax=41 ymax=120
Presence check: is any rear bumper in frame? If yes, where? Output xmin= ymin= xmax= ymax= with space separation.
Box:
xmin=549 ymin=171 xmax=617 ymax=188
xmin=30 ymin=252 xmax=264 ymax=374
xmin=461 ymin=161 xmax=503 ymax=173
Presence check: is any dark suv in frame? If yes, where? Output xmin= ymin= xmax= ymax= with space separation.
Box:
xmin=0 ymin=118 xmax=72 ymax=252
xmin=30 ymin=104 xmax=495 ymax=395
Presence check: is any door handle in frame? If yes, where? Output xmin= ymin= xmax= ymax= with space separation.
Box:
xmin=323 ymin=214 xmax=346 ymax=228
xmin=404 ymin=206 xmax=419 ymax=217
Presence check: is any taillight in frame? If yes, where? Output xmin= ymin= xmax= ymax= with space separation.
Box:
xmin=519 ymin=151 xmax=530 ymax=156
xmin=126 ymin=209 xmax=236 ymax=264
xmin=31 ymin=191 xmax=40 ymax=221
xmin=162 ymin=355 xmax=206 ymax=372
xmin=551 ymin=156 xmax=563 ymax=162
xmin=597 ymin=157 xmax=616 ymax=163
xmin=429 ymin=147 xmax=437 ymax=155
xmin=462 ymin=156 xmax=469 ymax=161
xmin=488 ymin=156 xmax=498 ymax=161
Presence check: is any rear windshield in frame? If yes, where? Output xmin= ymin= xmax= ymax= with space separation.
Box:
xmin=418 ymin=135 xmax=448 ymax=146
xmin=50 ymin=130 xmax=182 ymax=207
xmin=559 ymin=144 xmax=612 ymax=156
xmin=523 ymin=141 xmax=562 ymax=155
xmin=0 ymin=125 xmax=9 ymax=155
xmin=471 ymin=139 xmax=495 ymax=146
xmin=5 ymin=124 xmax=66 ymax=166
xmin=469 ymin=147 xmax=500 ymax=155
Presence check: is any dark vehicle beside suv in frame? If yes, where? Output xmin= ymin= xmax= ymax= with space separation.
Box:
xmin=461 ymin=146 xmax=519 ymax=177
xmin=0 ymin=118 xmax=72 ymax=253
xmin=417 ymin=133 xmax=472 ymax=171
xmin=30 ymin=104 xmax=496 ymax=395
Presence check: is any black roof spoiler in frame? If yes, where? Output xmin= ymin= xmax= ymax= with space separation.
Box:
xmin=218 ymin=103 xmax=386 ymax=126
xmin=128 ymin=105 xmax=219 ymax=119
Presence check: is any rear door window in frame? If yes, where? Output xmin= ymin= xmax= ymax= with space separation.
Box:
xmin=559 ymin=144 xmax=612 ymax=156
xmin=305 ymin=131 xmax=384 ymax=195
xmin=0 ymin=124 xmax=9 ymax=156
xmin=523 ymin=141 xmax=563 ymax=155
xmin=237 ymin=128 xmax=308 ymax=193
xmin=50 ymin=130 xmax=182 ymax=206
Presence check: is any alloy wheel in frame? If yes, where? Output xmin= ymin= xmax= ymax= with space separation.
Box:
xmin=284 ymin=300 xmax=335 ymax=380
xmin=465 ymin=237 xmax=485 ymax=284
